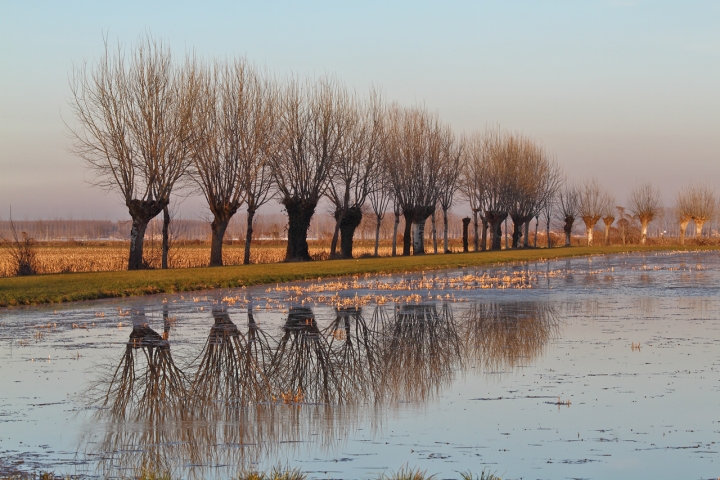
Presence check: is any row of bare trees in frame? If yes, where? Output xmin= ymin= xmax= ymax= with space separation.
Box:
xmin=68 ymin=36 xmax=718 ymax=270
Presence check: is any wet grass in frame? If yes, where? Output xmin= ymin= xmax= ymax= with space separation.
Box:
xmin=0 ymin=244 xmax=718 ymax=307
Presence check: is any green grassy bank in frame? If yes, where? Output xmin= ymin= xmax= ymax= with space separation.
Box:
xmin=1 ymin=245 xmax=717 ymax=307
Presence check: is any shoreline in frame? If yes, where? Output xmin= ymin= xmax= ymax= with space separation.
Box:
xmin=1 ymin=245 xmax=718 ymax=307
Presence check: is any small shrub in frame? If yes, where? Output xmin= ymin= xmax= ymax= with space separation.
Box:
xmin=380 ymin=466 xmax=435 ymax=480
xmin=1 ymin=216 xmax=37 ymax=276
xmin=235 ymin=466 xmax=307 ymax=480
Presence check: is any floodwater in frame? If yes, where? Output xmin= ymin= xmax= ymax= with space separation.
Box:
xmin=1 ymin=251 xmax=719 ymax=479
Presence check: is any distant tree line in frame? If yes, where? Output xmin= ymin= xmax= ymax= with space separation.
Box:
xmin=66 ymin=36 xmax=720 ymax=270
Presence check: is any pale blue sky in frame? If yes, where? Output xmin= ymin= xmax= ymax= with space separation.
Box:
xmin=1 ymin=1 xmax=719 ymax=219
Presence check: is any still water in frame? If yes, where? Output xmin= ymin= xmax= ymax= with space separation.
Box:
xmin=1 ymin=251 xmax=719 ymax=479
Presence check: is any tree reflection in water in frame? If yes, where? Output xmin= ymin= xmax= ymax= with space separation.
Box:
xmin=88 ymin=298 xmax=560 ymax=476
xmin=379 ymin=302 xmax=462 ymax=402
xmin=461 ymin=301 xmax=560 ymax=371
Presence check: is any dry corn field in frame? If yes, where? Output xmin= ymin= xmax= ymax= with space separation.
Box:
xmin=0 ymin=242 xmax=415 ymax=277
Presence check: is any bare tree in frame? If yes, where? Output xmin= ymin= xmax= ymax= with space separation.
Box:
xmin=326 ymin=91 xmax=384 ymax=258
xmin=189 ymin=58 xmax=278 ymax=266
xmin=383 ymin=105 xmax=444 ymax=255
xmin=368 ymin=168 xmax=392 ymax=257
xmin=557 ymin=184 xmax=579 ymax=247
xmin=675 ymin=186 xmax=694 ymax=245
xmin=460 ymin=132 xmax=488 ymax=251
xmin=600 ymin=192 xmax=616 ymax=246
xmin=628 ymin=182 xmax=662 ymax=245
xmin=578 ymin=177 xmax=609 ymax=246
xmin=437 ymin=130 xmax=463 ymax=253
xmin=677 ymin=184 xmax=717 ymax=241
xmin=68 ymin=36 xmax=194 ymax=269
xmin=270 ymin=77 xmax=348 ymax=261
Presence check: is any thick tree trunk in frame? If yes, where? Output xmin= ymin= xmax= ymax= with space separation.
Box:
xmin=243 ymin=208 xmax=256 ymax=265
xmin=582 ymin=216 xmax=598 ymax=246
xmin=532 ymin=217 xmax=538 ymax=248
xmin=695 ymin=219 xmax=706 ymax=240
xmin=586 ymin=227 xmax=594 ymax=246
xmin=412 ymin=220 xmax=426 ymax=255
xmin=210 ymin=216 xmax=230 ymax=267
xmin=678 ymin=218 xmax=690 ymax=246
xmin=392 ymin=210 xmax=400 ymax=256
xmin=339 ymin=206 xmax=363 ymax=259
xmin=283 ymin=197 xmax=317 ymax=262
xmin=431 ymin=212 xmax=438 ymax=254
xmin=510 ymin=214 xmax=523 ymax=248
xmin=161 ymin=206 xmax=170 ymax=269
xmin=402 ymin=211 xmax=413 ymax=256
xmin=640 ymin=221 xmax=649 ymax=245
xmin=462 ymin=217 xmax=471 ymax=253
xmin=604 ymin=224 xmax=611 ymax=245
xmin=485 ymin=211 xmax=507 ymax=251
xmin=481 ymin=216 xmax=488 ymax=251
xmin=563 ymin=215 xmax=574 ymax=247
xmin=472 ymin=211 xmax=479 ymax=252
xmin=127 ymin=199 xmax=166 ymax=270
xmin=374 ymin=214 xmax=382 ymax=256
xmin=442 ymin=208 xmax=450 ymax=253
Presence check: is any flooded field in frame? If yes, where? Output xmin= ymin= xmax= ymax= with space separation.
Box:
xmin=1 ymin=251 xmax=719 ymax=479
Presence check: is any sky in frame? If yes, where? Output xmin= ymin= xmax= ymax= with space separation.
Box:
xmin=1 ymin=1 xmax=719 ymax=220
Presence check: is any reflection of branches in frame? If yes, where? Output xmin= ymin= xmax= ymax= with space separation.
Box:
xmin=103 ymin=318 xmax=188 ymax=417
xmin=325 ymin=306 xmax=383 ymax=403
xmin=380 ymin=302 xmax=462 ymax=402
xmin=271 ymin=307 xmax=338 ymax=403
xmin=461 ymin=302 xmax=560 ymax=371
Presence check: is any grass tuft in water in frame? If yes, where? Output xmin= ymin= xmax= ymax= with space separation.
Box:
xmin=235 ymin=465 xmax=307 ymax=480
xmin=459 ymin=469 xmax=502 ymax=480
xmin=380 ymin=466 xmax=436 ymax=480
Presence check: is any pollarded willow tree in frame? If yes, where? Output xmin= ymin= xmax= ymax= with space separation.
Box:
xmin=383 ymin=105 xmax=445 ymax=255
xmin=270 ymin=77 xmax=349 ymax=261
xmin=600 ymin=192 xmax=616 ymax=246
xmin=676 ymin=184 xmax=716 ymax=242
xmin=578 ymin=177 xmax=613 ymax=246
xmin=557 ymin=184 xmax=579 ymax=247
xmin=628 ymin=182 xmax=662 ymax=245
xmin=326 ymin=91 xmax=384 ymax=259
xmin=460 ymin=132 xmax=489 ymax=251
xmin=189 ymin=58 xmax=279 ymax=266
xmin=68 ymin=36 xmax=195 ymax=270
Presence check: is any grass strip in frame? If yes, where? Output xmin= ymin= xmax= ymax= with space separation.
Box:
xmin=1 ymin=245 xmax=718 ymax=307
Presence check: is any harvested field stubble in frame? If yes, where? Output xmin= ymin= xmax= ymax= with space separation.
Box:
xmin=0 ymin=242 xmax=401 ymax=277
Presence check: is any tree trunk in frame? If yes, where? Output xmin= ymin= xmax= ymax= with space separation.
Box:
xmin=586 ymin=226 xmax=594 ymax=246
xmin=510 ymin=215 xmax=523 ymax=248
xmin=243 ymin=208 xmax=256 ymax=265
xmin=563 ymin=215 xmax=574 ymax=247
xmin=402 ymin=210 xmax=413 ymax=256
xmin=504 ymin=218 xmax=509 ymax=249
xmin=339 ymin=206 xmax=363 ymax=259
xmin=431 ymin=212 xmax=438 ymax=254
xmin=485 ymin=211 xmax=507 ymax=251
xmin=604 ymin=224 xmax=611 ymax=245
xmin=374 ymin=214 xmax=382 ymax=256
xmin=546 ymin=216 xmax=551 ymax=249
xmin=329 ymin=209 xmax=341 ymax=257
xmin=532 ymin=216 xmax=538 ymax=248
xmin=472 ymin=210 xmax=479 ymax=252
xmin=678 ymin=218 xmax=690 ymax=246
xmin=161 ymin=205 xmax=170 ymax=269
xmin=210 ymin=216 xmax=230 ymax=267
xmin=126 ymin=199 xmax=166 ymax=270
xmin=640 ymin=221 xmax=649 ymax=245
xmin=695 ymin=219 xmax=706 ymax=240
xmin=392 ymin=210 xmax=400 ymax=256
xmin=481 ymin=216 xmax=488 ymax=252
xmin=412 ymin=219 xmax=426 ymax=255
xmin=442 ymin=208 xmax=450 ymax=253
xmin=283 ymin=197 xmax=317 ymax=262
xmin=462 ymin=217 xmax=471 ymax=253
